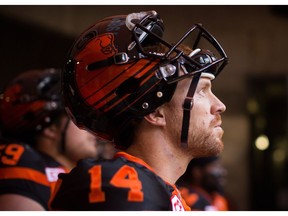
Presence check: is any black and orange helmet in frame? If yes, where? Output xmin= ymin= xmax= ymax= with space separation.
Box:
xmin=63 ymin=10 xmax=228 ymax=146
xmin=0 ymin=68 xmax=64 ymax=138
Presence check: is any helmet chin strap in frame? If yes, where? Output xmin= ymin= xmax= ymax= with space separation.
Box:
xmin=180 ymin=73 xmax=201 ymax=148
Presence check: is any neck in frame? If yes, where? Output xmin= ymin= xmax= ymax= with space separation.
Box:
xmin=50 ymin=154 xmax=76 ymax=171
xmin=36 ymin=137 xmax=75 ymax=171
xmin=126 ymin=126 xmax=190 ymax=185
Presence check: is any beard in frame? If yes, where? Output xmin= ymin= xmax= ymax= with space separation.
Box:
xmin=164 ymin=102 xmax=224 ymax=157
xmin=187 ymin=122 xmax=224 ymax=158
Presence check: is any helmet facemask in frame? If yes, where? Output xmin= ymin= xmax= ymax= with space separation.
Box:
xmin=128 ymin=13 xmax=228 ymax=147
xmin=130 ymin=12 xmax=227 ymax=82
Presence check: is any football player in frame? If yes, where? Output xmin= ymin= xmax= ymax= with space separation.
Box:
xmin=49 ymin=10 xmax=228 ymax=211
xmin=0 ymin=69 xmax=99 ymax=210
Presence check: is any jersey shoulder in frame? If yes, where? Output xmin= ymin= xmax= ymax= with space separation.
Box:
xmin=0 ymin=141 xmax=43 ymax=169
xmin=0 ymin=141 xmax=66 ymax=210
xmin=50 ymin=157 xmax=175 ymax=210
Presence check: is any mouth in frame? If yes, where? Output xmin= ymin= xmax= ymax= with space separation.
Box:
xmin=214 ymin=121 xmax=224 ymax=138
xmin=215 ymin=121 xmax=222 ymax=128
xmin=214 ymin=122 xmax=224 ymax=136
xmin=212 ymin=115 xmax=222 ymax=127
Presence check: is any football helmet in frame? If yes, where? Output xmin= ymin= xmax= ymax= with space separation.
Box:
xmin=0 ymin=68 xmax=64 ymax=138
xmin=63 ymin=10 xmax=228 ymax=148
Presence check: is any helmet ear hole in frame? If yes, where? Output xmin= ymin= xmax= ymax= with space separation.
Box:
xmin=115 ymin=77 xmax=141 ymax=96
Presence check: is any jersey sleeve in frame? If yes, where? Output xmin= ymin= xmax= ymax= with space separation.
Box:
xmin=0 ymin=142 xmax=50 ymax=210
xmin=50 ymin=158 xmax=175 ymax=210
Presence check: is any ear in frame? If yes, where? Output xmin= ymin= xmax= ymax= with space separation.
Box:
xmin=42 ymin=124 xmax=59 ymax=139
xmin=144 ymin=107 xmax=166 ymax=126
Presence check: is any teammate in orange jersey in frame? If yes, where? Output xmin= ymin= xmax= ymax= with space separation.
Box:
xmin=49 ymin=10 xmax=228 ymax=211
xmin=0 ymin=69 xmax=99 ymax=210
xmin=177 ymin=157 xmax=231 ymax=211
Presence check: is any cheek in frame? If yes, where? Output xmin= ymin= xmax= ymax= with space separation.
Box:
xmin=164 ymin=105 xmax=182 ymax=140
xmin=65 ymin=124 xmax=86 ymax=145
xmin=191 ymin=99 xmax=210 ymax=117
xmin=190 ymin=101 xmax=212 ymax=131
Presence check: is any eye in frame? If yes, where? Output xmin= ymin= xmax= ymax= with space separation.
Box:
xmin=197 ymin=81 xmax=211 ymax=96
xmin=198 ymin=87 xmax=206 ymax=96
xmin=197 ymin=84 xmax=210 ymax=97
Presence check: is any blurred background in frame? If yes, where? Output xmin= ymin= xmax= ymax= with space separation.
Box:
xmin=0 ymin=5 xmax=287 ymax=211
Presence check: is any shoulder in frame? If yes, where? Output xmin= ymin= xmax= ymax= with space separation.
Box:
xmin=0 ymin=141 xmax=43 ymax=168
xmin=59 ymin=157 xmax=168 ymax=190
xmin=66 ymin=157 xmax=172 ymax=192
xmin=51 ymin=157 xmax=174 ymax=210
xmin=0 ymin=142 xmax=52 ymax=210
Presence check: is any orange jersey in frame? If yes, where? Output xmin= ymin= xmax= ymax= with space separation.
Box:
xmin=0 ymin=141 xmax=69 ymax=210
xmin=49 ymin=151 xmax=190 ymax=211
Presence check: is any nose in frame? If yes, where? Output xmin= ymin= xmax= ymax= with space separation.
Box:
xmin=212 ymin=94 xmax=226 ymax=114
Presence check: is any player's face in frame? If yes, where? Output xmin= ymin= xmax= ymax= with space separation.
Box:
xmin=165 ymin=75 xmax=226 ymax=158
xmin=64 ymin=119 xmax=99 ymax=161
xmin=188 ymin=77 xmax=226 ymax=157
